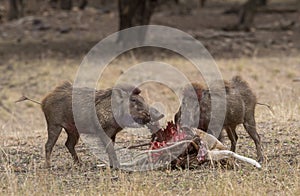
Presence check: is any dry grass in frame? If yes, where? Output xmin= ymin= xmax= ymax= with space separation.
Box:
xmin=0 ymin=54 xmax=299 ymax=195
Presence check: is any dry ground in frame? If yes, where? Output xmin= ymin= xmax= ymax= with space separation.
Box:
xmin=0 ymin=1 xmax=300 ymax=195
xmin=0 ymin=55 xmax=299 ymax=195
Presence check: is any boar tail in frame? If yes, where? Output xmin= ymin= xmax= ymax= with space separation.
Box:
xmin=15 ymin=95 xmax=41 ymax=105
xmin=256 ymin=102 xmax=274 ymax=114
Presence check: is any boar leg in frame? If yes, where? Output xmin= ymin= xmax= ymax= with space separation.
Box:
xmin=108 ymin=134 xmax=118 ymax=168
xmin=243 ymin=113 xmax=263 ymax=162
xmin=65 ymin=128 xmax=80 ymax=164
xmin=111 ymin=134 xmax=116 ymax=143
xmin=225 ymin=125 xmax=238 ymax=152
xmin=95 ymin=128 xmax=120 ymax=169
xmin=45 ymin=124 xmax=62 ymax=168
xmin=217 ymin=130 xmax=226 ymax=143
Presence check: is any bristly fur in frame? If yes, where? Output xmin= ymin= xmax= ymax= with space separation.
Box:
xmin=175 ymin=75 xmax=265 ymax=162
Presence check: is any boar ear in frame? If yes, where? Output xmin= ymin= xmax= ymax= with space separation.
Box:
xmin=115 ymin=84 xmax=141 ymax=95
xmin=112 ymin=88 xmax=129 ymax=104
xmin=132 ymin=87 xmax=141 ymax=95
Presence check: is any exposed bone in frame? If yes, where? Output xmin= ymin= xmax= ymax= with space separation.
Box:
xmin=206 ymin=150 xmax=262 ymax=168
xmin=120 ymin=125 xmax=262 ymax=170
xmin=132 ymin=140 xmax=192 ymax=158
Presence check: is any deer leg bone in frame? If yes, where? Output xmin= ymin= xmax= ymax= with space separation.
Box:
xmin=193 ymin=128 xmax=261 ymax=168
xmin=206 ymin=149 xmax=262 ymax=168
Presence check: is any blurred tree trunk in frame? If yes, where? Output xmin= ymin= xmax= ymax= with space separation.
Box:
xmin=60 ymin=0 xmax=72 ymax=10
xmin=258 ymin=0 xmax=267 ymax=6
xmin=50 ymin=0 xmax=87 ymax=10
xmin=224 ymin=0 xmax=269 ymax=31
xmin=7 ymin=0 xmax=23 ymax=20
xmin=79 ymin=0 xmax=88 ymax=10
xmin=237 ymin=0 xmax=258 ymax=31
xmin=118 ymin=0 xmax=157 ymax=44
xmin=50 ymin=0 xmax=73 ymax=10
xmin=200 ymin=0 xmax=206 ymax=7
xmin=8 ymin=0 xmax=18 ymax=20
xmin=49 ymin=0 xmax=58 ymax=8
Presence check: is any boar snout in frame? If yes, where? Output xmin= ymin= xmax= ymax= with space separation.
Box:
xmin=149 ymin=107 xmax=164 ymax=122
xmin=132 ymin=111 xmax=151 ymax=125
xmin=146 ymin=107 xmax=164 ymax=133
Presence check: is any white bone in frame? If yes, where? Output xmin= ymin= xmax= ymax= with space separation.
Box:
xmin=207 ymin=150 xmax=262 ymax=168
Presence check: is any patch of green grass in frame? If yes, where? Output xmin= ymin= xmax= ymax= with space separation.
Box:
xmin=286 ymin=71 xmax=295 ymax=79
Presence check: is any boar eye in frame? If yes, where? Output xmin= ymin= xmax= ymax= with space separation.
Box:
xmin=130 ymin=97 xmax=138 ymax=103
